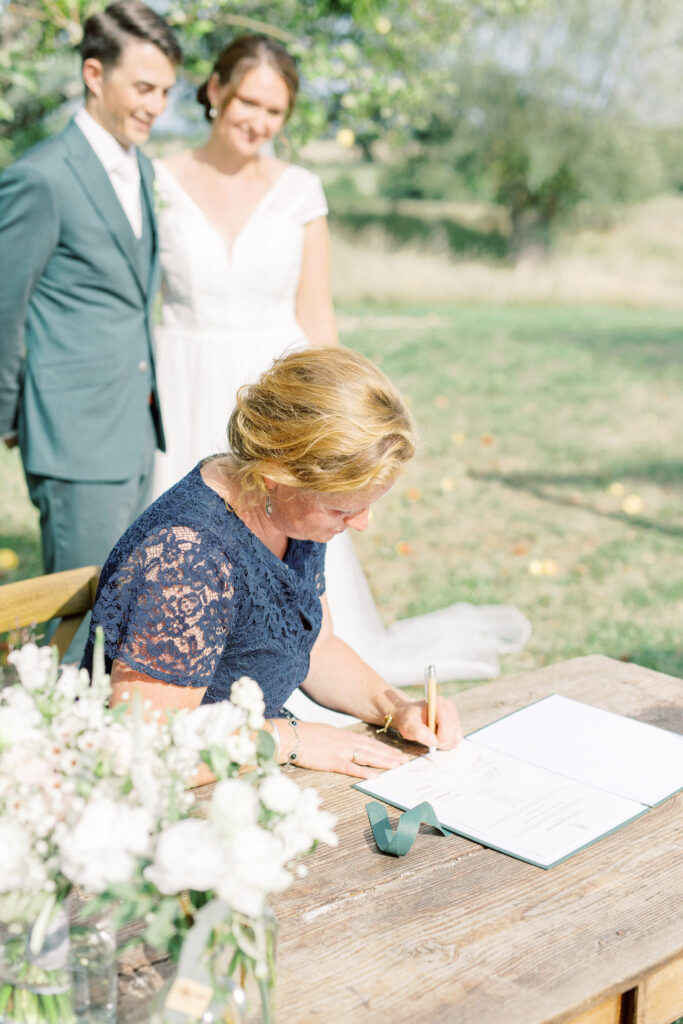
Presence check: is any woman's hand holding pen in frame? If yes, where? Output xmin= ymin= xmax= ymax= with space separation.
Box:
xmin=273 ymin=693 xmax=462 ymax=779
xmin=389 ymin=693 xmax=463 ymax=752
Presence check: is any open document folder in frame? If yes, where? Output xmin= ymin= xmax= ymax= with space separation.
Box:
xmin=356 ymin=695 xmax=683 ymax=869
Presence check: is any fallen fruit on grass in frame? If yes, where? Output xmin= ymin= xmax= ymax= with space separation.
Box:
xmin=0 ymin=548 xmax=19 ymax=571
xmin=622 ymin=494 xmax=643 ymax=515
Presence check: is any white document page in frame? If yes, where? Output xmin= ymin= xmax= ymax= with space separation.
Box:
xmin=360 ymin=740 xmax=645 ymax=868
xmin=470 ymin=695 xmax=683 ymax=806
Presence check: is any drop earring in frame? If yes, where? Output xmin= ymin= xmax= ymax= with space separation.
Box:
xmin=265 ymin=494 xmax=272 ymax=517
xmin=209 ymin=106 xmax=217 ymax=120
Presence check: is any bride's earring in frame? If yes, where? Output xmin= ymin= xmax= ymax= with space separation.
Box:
xmin=209 ymin=106 xmax=217 ymax=120
xmin=265 ymin=494 xmax=272 ymax=517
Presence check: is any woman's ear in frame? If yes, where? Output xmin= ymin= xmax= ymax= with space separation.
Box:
xmin=206 ymin=72 xmax=221 ymax=110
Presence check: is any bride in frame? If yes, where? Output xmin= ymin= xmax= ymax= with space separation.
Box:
xmin=151 ymin=34 xmax=530 ymax=719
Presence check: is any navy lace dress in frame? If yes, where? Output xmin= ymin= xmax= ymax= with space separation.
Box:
xmin=82 ymin=463 xmax=326 ymax=716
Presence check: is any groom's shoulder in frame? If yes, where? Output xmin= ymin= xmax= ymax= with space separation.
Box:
xmin=1 ymin=124 xmax=72 ymax=184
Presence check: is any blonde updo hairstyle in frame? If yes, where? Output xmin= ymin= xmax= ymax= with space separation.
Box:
xmin=228 ymin=348 xmax=416 ymax=504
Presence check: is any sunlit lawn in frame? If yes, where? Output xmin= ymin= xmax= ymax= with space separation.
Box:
xmin=345 ymin=303 xmax=683 ymax=693
xmin=1 ymin=303 xmax=682 ymax=696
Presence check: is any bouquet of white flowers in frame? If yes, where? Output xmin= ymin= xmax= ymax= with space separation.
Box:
xmin=0 ymin=631 xmax=337 ymax=1023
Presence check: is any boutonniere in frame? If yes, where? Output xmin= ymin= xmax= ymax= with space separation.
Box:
xmin=152 ymin=178 xmax=169 ymax=217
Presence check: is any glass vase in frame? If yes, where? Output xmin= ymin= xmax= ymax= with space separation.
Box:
xmin=0 ymin=903 xmax=117 ymax=1024
xmin=150 ymin=971 xmax=247 ymax=1024
xmin=70 ymin=912 xmax=117 ymax=1023
xmin=150 ymin=902 xmax=277 ymax=1024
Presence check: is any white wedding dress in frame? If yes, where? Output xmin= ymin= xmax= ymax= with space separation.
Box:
xmin=152 ymin=160 xmax=530 ymax=725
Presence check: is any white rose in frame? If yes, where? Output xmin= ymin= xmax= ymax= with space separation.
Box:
xmin=216 ymin=826 xmax=291 ymax=917
xmin=129 ymin=757 xmax=164 ymax=818
xmin=55 ymin=665 xmax=91 ymax=701
xmin=0 ymin=819 xmax=35 ymax=892
xmin=0 ymin=703 xmax=42 ymax=749
xmin=59 ymin=797 xmax=152 ymax=892
xmin=274 ymin=787 xmax=338 ymax=858
xmin=172 ymin=701 xmax=244 ymax=751
xmin=144 ymin=819 xmax=223 ymax=894
xmin=100 ymin=722 xmax=134 ymax=776
xmin=209 ymin=778 xmax=259 ymax=836
xmin=224 ymin=733 xmax=256 ymax=765
xmin=259 ymin=772 xmax=300 ymax=815
xmin=7 ymin=643 xmax=53 ymax=691
xmin=20 ymin=753 xmax=53 ymax=787
xmin=229 ymin=677 xmax=265 ymax=727
xmin=67 ymin=697 xmax=106 ymax=731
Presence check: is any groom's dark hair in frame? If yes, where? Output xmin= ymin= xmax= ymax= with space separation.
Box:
xmin=81 ymin=0 xmax=183 ymax=68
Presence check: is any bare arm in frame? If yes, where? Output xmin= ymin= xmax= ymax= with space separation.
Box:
xmin=278 ymin=596 xmax=462 ymax=779
xmin=110 ymin=660 xmax=217 ymax=786
xmin=110 ymin=659 xmax=207 ymax=710
xmin=295 ymin=217 xmax=338 ymax=348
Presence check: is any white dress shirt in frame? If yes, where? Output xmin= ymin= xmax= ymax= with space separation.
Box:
xmin=74 ymin=107 xmax=143 ymax=238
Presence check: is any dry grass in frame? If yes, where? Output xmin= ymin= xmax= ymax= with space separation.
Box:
xmin=330 ymin=194 xmax=683 ymax=308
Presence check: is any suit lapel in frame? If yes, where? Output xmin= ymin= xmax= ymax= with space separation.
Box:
xmin=138 ymin=153 xmax=160 ymax=299
xmin=62 ymin=119 xmax=148 ymax=299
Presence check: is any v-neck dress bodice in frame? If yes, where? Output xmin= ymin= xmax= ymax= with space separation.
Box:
xmin=151 ymin=160 xmax=327 ymax=497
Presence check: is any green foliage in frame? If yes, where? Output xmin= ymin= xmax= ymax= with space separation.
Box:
xmin=375 ymin=0 xmax=683 ymax=253
xmin=378 ymin=157 xmax=458 ymax=201
xmin=329 ymin=202 xmax=509 ymax=258
xmin=0 ymin=0 xmax=535 ymax=164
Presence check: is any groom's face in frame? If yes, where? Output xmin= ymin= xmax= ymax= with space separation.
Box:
xmin=83 ymin=39 xmax=177 ymax=148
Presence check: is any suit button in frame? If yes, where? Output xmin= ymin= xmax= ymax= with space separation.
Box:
xmin=138 ymin=359 xmax=149 ymax=373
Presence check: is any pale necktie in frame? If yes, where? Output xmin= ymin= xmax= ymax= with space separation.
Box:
xmin=111 ymin=154 xmax=142 ymax=238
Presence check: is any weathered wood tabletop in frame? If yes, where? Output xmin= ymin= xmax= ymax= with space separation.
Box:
xmin=118 ymin=655 xmax=683 ymax=1024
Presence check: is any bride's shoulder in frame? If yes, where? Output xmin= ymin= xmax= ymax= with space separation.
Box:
xmin=260 ymin=157 xmax=312 ymax=183
xmin=266 ymin=160 xmax=324 ymax=197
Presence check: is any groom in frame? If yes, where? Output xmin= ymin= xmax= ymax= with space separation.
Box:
xmin=0 ymin=1 xmax=181 ymax=584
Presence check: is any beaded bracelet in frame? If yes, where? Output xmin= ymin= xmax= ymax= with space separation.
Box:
xmin=281 ymin=708 xmax=301 ymax=764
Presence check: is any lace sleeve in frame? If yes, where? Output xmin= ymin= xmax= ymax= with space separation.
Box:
xmin=94 ymin=524 xmax=235 ymax=686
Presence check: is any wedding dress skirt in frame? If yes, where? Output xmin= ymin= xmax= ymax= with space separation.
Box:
xmin=151 ymin=160 xmax=530 ymax=727
xmin=286 ymin=532 xmax=531 ymax=727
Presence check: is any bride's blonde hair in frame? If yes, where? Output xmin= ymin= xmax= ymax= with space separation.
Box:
xmin=228 ymin=348 xmax=416 ymax=500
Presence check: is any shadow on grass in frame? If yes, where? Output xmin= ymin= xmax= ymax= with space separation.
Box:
xmin=564 ymin=324 xmax=683 ymax=373
xmin=469 ymin=463 xmax=683 ymax=538
xmin=619 ymin=649 xmax=683 ymax=688
xmin=329 ymin=207 xmax=509 ymax=260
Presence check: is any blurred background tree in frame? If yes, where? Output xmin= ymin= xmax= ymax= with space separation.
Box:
xmin=0 ymin=0 xmax=535 ymax=165
xmin=1 ymin=0 xmax=681 ymax=253
xmin=379 ymin=0 xmax=683 ymax=254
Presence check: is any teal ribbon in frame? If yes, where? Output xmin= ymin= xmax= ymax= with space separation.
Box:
xmin=365 ymin=800 xmax=448 ymax=856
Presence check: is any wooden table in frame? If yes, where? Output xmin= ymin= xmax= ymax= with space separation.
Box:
xmin=119 ymin=655 xmax=683 ymax=1024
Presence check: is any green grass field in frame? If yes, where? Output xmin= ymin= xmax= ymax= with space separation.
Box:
xmin=2 ymin=303 xmax=682 ymax=694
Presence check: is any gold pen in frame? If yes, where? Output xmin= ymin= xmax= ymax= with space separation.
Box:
xmin=424 ymin=663 xmax=437 ymax=758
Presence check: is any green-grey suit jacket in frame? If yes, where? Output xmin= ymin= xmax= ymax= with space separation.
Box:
xmin=0 ymin=118 xmax=165 ymax=482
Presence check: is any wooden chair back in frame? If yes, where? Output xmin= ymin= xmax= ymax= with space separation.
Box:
xmin=0 ymin=566 xmax=101 ymax=661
